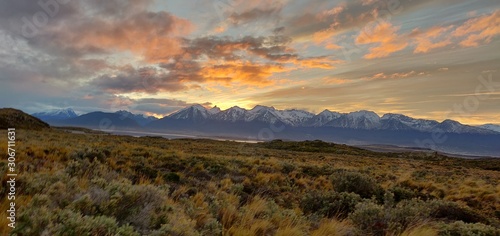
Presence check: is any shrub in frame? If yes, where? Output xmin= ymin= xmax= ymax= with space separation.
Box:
xmin=163 ymin=172 xmax=181 ymax=183
xmin=331 ymin=170 xmax=384 ymax=201
xmin=281 ymin=162 xmax=296 ymax=174
xmin=428 ymin=200 xmax=487 ymax=224
xmin=349 ymin=199 xmax=431 ymax=236
xmin=349 ymin=201 xmax=387 ymax=236
xmin=390 ymin=186 xmax=417 ymax=202
xmin=300 ymin=191 xmax=362 ymax=219
xmin=302 ymin=165 xmax=334 ymax=177
xmin=48 ymin=210 xmax=139 ymax=236
xmin=438 ymin=221 xmax=500 ymax=236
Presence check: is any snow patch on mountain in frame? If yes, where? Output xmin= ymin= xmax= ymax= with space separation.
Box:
xmin=478 ymin=124 xmax=500 ymax=133
xmin=32 ymin=108 xmax=78 ymax=121
xmin=168 ymin=104 xmax=212 ymax=121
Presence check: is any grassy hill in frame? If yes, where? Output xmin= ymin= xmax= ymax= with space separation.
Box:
xmin=0 ymin=108 xmax=50 ymax=130
xmin=0 ymin=128 xmax=498 ymax=235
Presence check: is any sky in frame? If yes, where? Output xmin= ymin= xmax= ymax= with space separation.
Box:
xmin=0 ymin=0 xmax=499 ymax=125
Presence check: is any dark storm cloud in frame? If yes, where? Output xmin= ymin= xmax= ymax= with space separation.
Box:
xmin=90 ymin=66 xmax=188 ymax=94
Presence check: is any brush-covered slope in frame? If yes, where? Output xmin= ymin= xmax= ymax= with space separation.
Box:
xmin=0 ymin=108 xmax=50 ymax=130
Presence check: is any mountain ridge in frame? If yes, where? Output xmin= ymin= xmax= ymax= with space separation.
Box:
xmin=29 ymin=105 xmax=498 ymax=134
xmin=153 ymin=104 xmax=495 ymax=134
xmin=3 ymin=106 xmax=500 ymax=156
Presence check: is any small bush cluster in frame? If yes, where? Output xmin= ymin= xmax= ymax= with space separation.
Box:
xmin=301 ymin=191 xmax=362 ymax=219
xmin=331 ymin=170 xmax=384 ymax=201
xmin=438 ymin=221 xmax=500 ymax=236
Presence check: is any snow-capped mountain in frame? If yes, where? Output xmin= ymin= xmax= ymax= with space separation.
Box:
xmin=305 ymin=109 xmax=343 ymax=127
xmin=32 ymin=108 xmax=78 ymax=121
xmin=167 ymin=104 xmax=212 ymax=122
xmin=243 ymin=105 xmax=284 ymax=124
xmin=175 ymin=105 xmax=313 ymax=126
xmin=208 ymin=106 xmax=221 ymax=115
xmin=434 ymin=119 xmax=493 ymax=134
xmin=150 ymin=104 xmax=498 ymax=135
xmin=326 ymin=110 xmax=381 ymax=129
xmin=115 ymin=110 xmax=158 ymax=126
xmin=478 ymin=124 xmax=500 ymax=133
xmin=380 ymin=113 xmax=438 ymax=132
xmin=214 ymin=106 xmax=247 ymax=122
xmin=277 ymin=109 xmax=315 ymax=126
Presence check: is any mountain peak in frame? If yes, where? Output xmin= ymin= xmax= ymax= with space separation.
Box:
xmin=229 ymin=106 xmax=245 ymax=111
xmin=381 ymin=113 xmax=412 ymax=120
xmin=478 ymin=124 xmax=500 ymax=133
xmin=169 ymin=104 xmax=211 ymax=121
xmin=208 ymin=106 xmax=221 ymax=114
xmin=319 ymin=109 xmax=341 ymax=115
xmin=347 ymin=110 xmax=380 ymax=119
xmin=189 ymin=104 xmax=207 ymax=110
xmin=251 ymin=105 xmax=275 ymax=112
xmin=441 ymin=119 xmax=461 ymax=125
xmin=32 ymin=108 xmax=78 ymax=121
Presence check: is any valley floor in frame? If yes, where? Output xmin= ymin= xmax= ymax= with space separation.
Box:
xmin=0 ymin=129 xmax=499 ymax=235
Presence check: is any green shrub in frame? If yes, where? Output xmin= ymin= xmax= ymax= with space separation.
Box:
xmin=163 ymin=172 xmax=181 ymax=182
xmin=390 ymin=186 xmax=417 ymax=202
xmin=49 ymin=210 xmax=139 ymax=236
xmin=281 ymin=162 xmax=296 ymax=174
xmin=438 ymin=221 xmax=500 ymax=236
xmin=300 ymin=191 xmax=362 ymax=219
xmin=349 ymin=201 xmax=387 ymax=236
xmin=331 ymin=170 xmax=384 ymax=201
xmin=428 ymin=200 xmax=487 ymax=224
xmin=302 ymin=165 xmax=334 ymax=177
xmin=349 ymin=199 xmax=431 ymax=236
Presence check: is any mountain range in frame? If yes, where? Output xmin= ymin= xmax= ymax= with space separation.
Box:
xmin=30 ymin=105 xmax=500 ymax=157
xmin=146 ymin=105 xmax=498 ymax=134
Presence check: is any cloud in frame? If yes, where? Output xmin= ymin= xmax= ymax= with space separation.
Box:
xmin=321 ymin=77 xmax=353 ymax=85
xmin=132 ymin=98 xmax=208 ymax=116
xmin=0 ymin=0 xmax=193 ymax=62
xmin=361 ymin=70 xmax=423 ymax=80
xmin=160 ymin=35 xmax=340 ymax=87
xmin=201 ymin=61 xmax=287 ymax=86
xmin=355 ymin=22 xmax=408 ymax=59
xmin=410 ymin=26 xmax=454 ymax=53
xmin=283 ymin=0 xmax=436 ymax=41
xmin=223 ymin=0 xmax=285 ymax=26
xmin=453 ymin=10 xmax=500 ymax=47
xmin=90 ymin=66 xmax=188 ymax=94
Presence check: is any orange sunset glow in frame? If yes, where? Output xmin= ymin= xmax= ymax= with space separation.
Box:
xmin=0 ymin=0 xmax=499 ymax=125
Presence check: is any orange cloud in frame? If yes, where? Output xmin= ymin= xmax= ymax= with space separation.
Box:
xmin=201 ymin=61 xmax=288 ymax=86
xmin=355 ymin=22 xmax=408 ymax=59
xmin=453 ymin=10 xmax=500 ymax=47
xmin=410 ymin=26 xmax=454 ymax=53
xmin=310 ymin=3 xmax=347 ymax=50
xmin=316 ymin=4 xmax=346 ymax=21
xmin=63 ymin=12 xmax=193 ymax=63
xmin=312 ymin=29 xmax=342 ymax=50
xmin=285 ymin=56 xmax=341 ymax=69
xmin=361 ymin=70 xmax=421 ymax=80
xmin=321 ymin=77 xmax=353 ymax=85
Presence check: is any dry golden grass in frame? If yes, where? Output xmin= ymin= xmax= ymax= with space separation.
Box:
xmin=0 ymin=129 xmax=498 ymax=235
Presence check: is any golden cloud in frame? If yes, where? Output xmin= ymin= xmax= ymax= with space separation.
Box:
xmin=453 ymin=10 xmax=500 ymax=47
xmin=410 ymin=26 xmax=454 ymax=53
xmin=201 ymin=61 xmax=288 ymax=86
xmin=355 ymin=22 xmax=408 ymax=59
